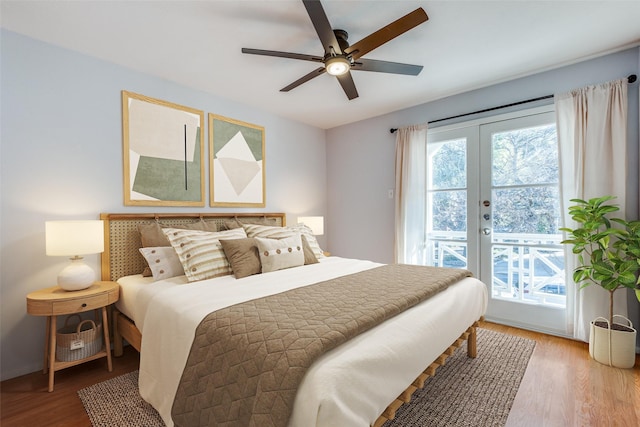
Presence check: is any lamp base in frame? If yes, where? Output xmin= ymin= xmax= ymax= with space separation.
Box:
xmin=57 ymin=257 xmax=96 ymax=291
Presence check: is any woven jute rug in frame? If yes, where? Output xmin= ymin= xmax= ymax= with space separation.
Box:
xmin=78 ymin=328 xmax=535 ymax=427
xmin=383 ymin=328 xmax=535 ymax=426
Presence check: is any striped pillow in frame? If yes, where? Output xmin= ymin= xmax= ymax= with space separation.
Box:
xmin=163 ymin=227 xmax=247 ymax=282
xmin=242 ymin=223 xmax=325 ymax=259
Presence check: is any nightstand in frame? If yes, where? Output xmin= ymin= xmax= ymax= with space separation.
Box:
xmin=26 ymin=281 xmax=119 ymax=392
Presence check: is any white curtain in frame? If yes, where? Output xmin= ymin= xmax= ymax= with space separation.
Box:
xmin=394 ymin=124 xmax=428 ymax=264
xmin=555 ymin=79 xmax=628 ymax=341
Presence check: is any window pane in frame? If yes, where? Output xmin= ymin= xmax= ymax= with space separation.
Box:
xmin=427 ymin=241 xmax=468 ymax=269
xmin=492 ymin=186 xmax=561 ymax=234
xmin=492 ymin=124 xmax=558 ymax=186
xmin=430 ymin=138 xmax=466 ymax=189
xmin=492 ymin=246 xmax=565 ymax=306
xmin=430 ymin=190 xmax=467 ymax=232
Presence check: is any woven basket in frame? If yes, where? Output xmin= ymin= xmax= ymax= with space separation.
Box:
xmin=56 ymin=314 xmax=103 ymax=362
xmin=589 ymin=315 xmax=636 ymax=369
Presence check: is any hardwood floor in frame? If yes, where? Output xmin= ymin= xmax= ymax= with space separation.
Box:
xmin=1 ymin=345 xmax=140 ymax=427
xmin=1 ymin=322 xmax=638 ymax=427
xmin=492 ymin=322 xmax=640 ymax=427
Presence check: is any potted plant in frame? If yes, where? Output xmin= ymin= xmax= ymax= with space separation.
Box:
xmin=560 ymin=196 xmax=640 ymax=368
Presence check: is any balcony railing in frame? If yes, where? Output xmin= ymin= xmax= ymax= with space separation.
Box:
xmin=425 ymin=231 xmax=566 ymax=308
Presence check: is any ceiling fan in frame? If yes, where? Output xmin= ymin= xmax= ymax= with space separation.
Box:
xmin=241 ymin=0 xmax=429 ymax=100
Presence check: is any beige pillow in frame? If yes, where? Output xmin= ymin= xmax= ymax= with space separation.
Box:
xmin=138 ymin=221 xmax=218 ymax=276
xmin=138 ymin=247 xmax=184 ymax=281
xmin=219 ymin=238 xmax=261 ymax=279
xmin=163 ymin=227 xmax=247 ymax=282
xmin=255 ymin=235 xmax=304 ymax=273
xmin=243 ymin=223 xmax=325 ymax=259
xmin=301 ymin=235 xmax=319 ymax=265
xmin=138 ymin=221 xmax=217 ymax=247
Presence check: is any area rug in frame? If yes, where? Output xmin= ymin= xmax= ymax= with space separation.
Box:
xmin=383 ymin=328 xmax=535 ymax=426
xmin=78 ymin=328 xmax=535 ymax=427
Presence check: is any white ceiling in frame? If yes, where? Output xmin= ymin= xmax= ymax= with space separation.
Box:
xmin=2 ymin=1 xmax=640 ymax=129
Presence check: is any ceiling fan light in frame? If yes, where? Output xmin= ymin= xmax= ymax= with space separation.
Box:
xmin=325 ymin=56 xmax=350 ymax=76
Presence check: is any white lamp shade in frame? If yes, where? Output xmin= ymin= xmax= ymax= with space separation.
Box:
xmin=298 ymin=216 xmax=324 ymax=236
xmin=46 ymin=220 xmax=104 ymax=256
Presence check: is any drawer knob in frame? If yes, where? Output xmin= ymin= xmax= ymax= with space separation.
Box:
xmin=81 ymin=303 xmax=87 ymax=308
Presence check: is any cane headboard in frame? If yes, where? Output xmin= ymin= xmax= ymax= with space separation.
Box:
xmin=99 ymin=212 xmax=286 ymax=281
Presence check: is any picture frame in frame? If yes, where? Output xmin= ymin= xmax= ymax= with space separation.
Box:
xmin=209 ymin=113 xmax=265 ymax=207
xmin=122 ymin=91 xmax=205 ymax=206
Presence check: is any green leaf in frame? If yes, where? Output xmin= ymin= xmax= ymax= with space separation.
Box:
xmin=561 ymin=195 xmax=640 ymax=296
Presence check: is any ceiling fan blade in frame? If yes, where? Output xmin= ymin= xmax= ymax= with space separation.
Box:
xmin=280 ymin=67 xmax=327 ymax=92
xmin=242 ymin=48 xmax=323 ymax=62
xmin=353 ymin=58 xmax=423 ymax=76
xmin=336 ymin=72 xmax=359 ymax=100
xmin=345 ymin=8 xmax=428 ymax=60
xmin=302 ymin=0 xmax=342 ymax=54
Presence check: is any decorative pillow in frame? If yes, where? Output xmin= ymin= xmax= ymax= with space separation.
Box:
xmin=138 ymin=247 xmax=184 ymax=281
xmin=243 ymin=223 xmax=325 ymax=259
xmin=137 ymin=221 xmax=218 ymax=276
xmin=255 ymin=235 xmax=305 ymax=273
xmin=219 ymin=238 xmax=261 ymax=279
xmin=221 ymin=217 xmax=278 ymax=231
xmin=301 ymin=235 xmax=319 ymax=265
xmin=162 ymin=227 xmax=247 ymax=282
xmin=138 ymin=221 xmax=217 ymax=247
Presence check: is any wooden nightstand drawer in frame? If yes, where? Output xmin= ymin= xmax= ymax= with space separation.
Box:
xmin=51 ymin=293 xmax=109 ymax=314
xmin=27 ymin=282 xmax=120 ymax=316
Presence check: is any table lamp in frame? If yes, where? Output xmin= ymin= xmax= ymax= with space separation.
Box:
xmin=297 ymin=216 xmax=324 ymax=235
xmin=45 ymin=220 xmax=104 ymax=291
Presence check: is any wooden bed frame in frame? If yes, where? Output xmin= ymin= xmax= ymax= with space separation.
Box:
xmin=99 ymin=212 xmax=287 ymax=356
xmin=99 ymin=212 xmax=480 ymax=426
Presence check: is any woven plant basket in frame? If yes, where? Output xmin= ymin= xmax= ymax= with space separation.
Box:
xmin=56 ymin=314 xmax=103 ymax=362
xmin=589 ymin=315 xmax=636 ymax=369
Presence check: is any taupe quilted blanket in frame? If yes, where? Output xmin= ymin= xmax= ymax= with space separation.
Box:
xmin=172 ymin=264 xmax=472 ymax=427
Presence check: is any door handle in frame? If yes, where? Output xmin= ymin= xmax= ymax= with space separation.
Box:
xmin=482 ymin=228 xmax=491 ymax=235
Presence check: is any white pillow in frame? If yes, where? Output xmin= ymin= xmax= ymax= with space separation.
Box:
xmin=243 ymin=223 xmax=325 ymax=258
xmin=162 ymin=227 xmax=247 ymax=282
xmin=255 ymin=235 xmax=305 ymax=273
xmin=138 ymin=246 xmax=184 ymax=281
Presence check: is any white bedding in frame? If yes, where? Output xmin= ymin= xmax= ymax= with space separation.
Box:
xmin=115 ymin=274 xmax=152 ymax=321
xmin=119 ymin=257 xmax=487 ymax=427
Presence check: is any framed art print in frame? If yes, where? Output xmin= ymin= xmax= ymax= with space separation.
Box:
xmin=209 ymin=114 xmax=265 ymax=207
xmin=122 ymin=91 xmax=205 ymax=206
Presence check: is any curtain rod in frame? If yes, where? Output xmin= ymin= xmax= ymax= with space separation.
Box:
xmin=390 ymin=74 xmax=638 ymax=134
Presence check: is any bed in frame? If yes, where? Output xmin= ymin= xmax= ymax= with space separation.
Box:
xmin=100 ymin=212 xmax=487 ymax=427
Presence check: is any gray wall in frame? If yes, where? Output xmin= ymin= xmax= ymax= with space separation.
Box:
xmin=0 ymin=31 xmax=327 ymax=380
xmin=326 ymin=47 xmax=640 ymax=346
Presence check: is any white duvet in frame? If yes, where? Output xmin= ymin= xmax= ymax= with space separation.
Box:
xmin=118 ymin=257 xmax=487 ymax=427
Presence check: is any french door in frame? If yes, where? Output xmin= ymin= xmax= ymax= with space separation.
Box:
xmin=426 ymin=107 xmax=567 ymax=335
